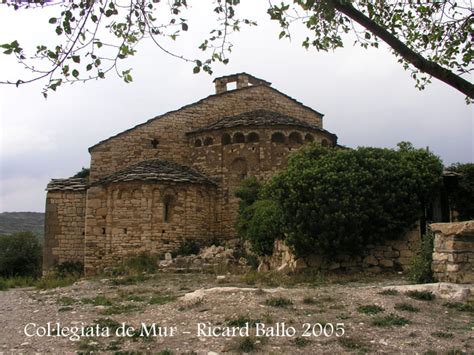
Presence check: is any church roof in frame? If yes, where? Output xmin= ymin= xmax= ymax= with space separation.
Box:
xmin=88 ymin=81 xmax=324 ymax=152
xmin=46 ymin=178 xmax=88 ymax=192
xmin=92 ymin=159 xmax=216 ymax=186
xmin=187 ymin=109 xmax=336 ymax=138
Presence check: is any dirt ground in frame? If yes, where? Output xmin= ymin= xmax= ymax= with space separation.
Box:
xmin=0 ymin=271 xmax=472 ymax=354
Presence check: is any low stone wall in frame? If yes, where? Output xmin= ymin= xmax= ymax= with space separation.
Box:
xmin=431 ymin=221 xmax=474 ymax=284
xmin=259 ymin=225 xmax=421 ymax=273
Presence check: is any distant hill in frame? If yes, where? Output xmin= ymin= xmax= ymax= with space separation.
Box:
xmin=0 ymin=212 xmax=45 ymax=237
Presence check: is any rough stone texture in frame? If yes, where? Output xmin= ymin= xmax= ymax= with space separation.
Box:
xmin=431 ymin=221 xmax=474 ymax=284
xmin=382 ymin=283 xmax=473 ymax=302
xmin=43 ymin=190 xmax=86 ymax=273
xmin=44 ymin=73 xmax=339 ymax=275
xmin=265 ymin=224 xmax=421 ymax=273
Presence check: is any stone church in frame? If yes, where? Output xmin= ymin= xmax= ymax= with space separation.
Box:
xmin=44 ymin=73 xmax=338 ymax=275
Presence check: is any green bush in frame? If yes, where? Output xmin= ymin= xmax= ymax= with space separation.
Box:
xmin=239 ymin=199 xmax=283 ymax=256
xmin=446 ymin=163 xmax=474 ymax=221
xmin=72 ymin=167 xmax=90 ymax=179
xmin=408 ymin=230 xmax=434 ymax=284
xmin=55 ymin=261 xmax=83 ymax=278
xmin=268 ymin=142 xmax=442 ymax=257
xmin=174 ymin=240 xmax=200 ymax=256
xmin=117 ymin=253 xmax=159 ymax=275
xmin=0 ymin=232 xmax=42 ymax=278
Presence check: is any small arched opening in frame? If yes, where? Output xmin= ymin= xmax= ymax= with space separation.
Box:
xmin=271 ymin=132 xmax=285 ymax=143
xmin=194 ymin=139 xmax=202 ymax=147
xmin=221 ymin=133 xmax=231 ymax=145
xmin=247 ymin=132 xmax=260 ymax=143
xmin=204 ymin=137 xmax=214 ymax=146
xmin=304 ymin=133 xmax=314 ymax=143
xmin=163 ymin=194 xmax=174 ymax=223
xmin=233 ymin=132 xmax=245 ymax=143
xmin=289 ymin=132 xmax=303 ymax=144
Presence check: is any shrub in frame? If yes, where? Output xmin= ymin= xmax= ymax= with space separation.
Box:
xmin=446 ymin=163 xmax=474 ymax=221
xmin=372 ymin=313 xmax=411 ymax=327
xmin=405 ymin=290 xmax=435 ymax=301
xmin=408 ymin=229 xmax=434 ymax=283
xmin=265 ymin=296 xmax=293 ymax=307
xmin=118 ymin=253 xmax=159 ymax=275
xmin=357 ymin=304 xmax=384 ymax=314
xmin=174 ymin=240 xmax=200 ymax=257
xmin=394 ymin=303 xmax=420 ymax=312
xmin=72 ymin=167 xmax=90 ymax=179
xmin=268 ymin=143 xmax=442 ymax=257
xmin=0 ymin=232 xmax=42 ymax=278
xmin=379 ymin=289 xmax=399 ymax=296
xmin=55 ymin=261 xmax=83 ymax=278
xmin=236 ymin=199 xmax=283 ymax=256
xmin=235 ymin=177 xmax=284 ymax=256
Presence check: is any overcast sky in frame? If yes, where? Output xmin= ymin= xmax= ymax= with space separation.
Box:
xmin=0 ymin=2 xmax=472 ymax=212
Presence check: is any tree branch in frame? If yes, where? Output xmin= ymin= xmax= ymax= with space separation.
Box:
xmin=332 ymin=0 xmax=474 ymax=99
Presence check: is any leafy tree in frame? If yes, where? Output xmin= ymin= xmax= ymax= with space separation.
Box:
xmin=236 ymin=199 xmax=283 ymax=256
xmin=446 ymin=163 xmax=474 ymax=221
xmin=0 ymin=232 xmax=43 ymax=278
xmin=0 ymin=1 xmax=472 ymax=99
xmin=267 ymin=143 xmax=443 ymax=257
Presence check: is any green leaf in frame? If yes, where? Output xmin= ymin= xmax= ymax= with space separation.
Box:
xmin=181 ymin=23 xmax=188 ymax=31
xmin=72 ymin=55 xmax=80 ymax=63
xmin=193 ymin=66 xmax=200 ymax=74
xmin=49 ymin=17 xmax=57 ymax=24
xmin=72 ymin=69 xmax=79 ymax=78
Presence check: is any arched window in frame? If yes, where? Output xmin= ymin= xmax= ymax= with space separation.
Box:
xmin=247 ymin=132 xmax=259 ymax=143
xmin=304 ymin=133 xmax=314 ymax=143
xmin=289 ymin=132 xmax=303 ymax=144
xmin=204 ymin=137 xmax=213 ymax=146
xmin=271 ymin=132 xmax=285 ymax=143
xmin=231 ymin=158 xmax=248 ymax=181
xmin=233 ymin=132 xmax=245 ymax=143
xmin=163 ymin=195 xmax=174 ymax=223
xmin=321 ymin=139 xmax=329 ymax=147
xmin=221 ymin=133 xmax=231 ymax=145
xmin=194 ymin=139 xmax=202 ymax=147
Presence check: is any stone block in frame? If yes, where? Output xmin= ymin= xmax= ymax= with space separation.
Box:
xmin=379 ymin=259 xmax=394 ymax=268
xmin=363 ymin=255 xmax=378 ymax=266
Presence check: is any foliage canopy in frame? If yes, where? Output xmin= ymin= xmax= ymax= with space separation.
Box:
xmin=0 ymin=1 xmax=472 ymax=99
xmin=0 ymin=232 xmax=42 ymax=278
xmin=236 ymin=143 xmax=443 ymax=258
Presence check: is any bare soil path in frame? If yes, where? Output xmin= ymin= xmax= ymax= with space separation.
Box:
xmin=0 ymin=272 xmax=472 ymax=354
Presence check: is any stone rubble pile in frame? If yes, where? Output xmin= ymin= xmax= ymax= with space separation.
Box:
xmin=158 ymin=243 xmax=250 ymax=272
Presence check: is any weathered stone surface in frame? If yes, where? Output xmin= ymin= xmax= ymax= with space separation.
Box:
xmin=431 ymin=221 xmax=474 ymax=237
xmin=44 ymin=73 xmax=339 ymax=275
xmin=431 ymin=221 xmax=474 ymax=284
xmin=363 ymin=255 xmax=379 ymax=266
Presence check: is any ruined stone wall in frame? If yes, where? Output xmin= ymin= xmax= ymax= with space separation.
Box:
xmin=188 ymin=127 xmax=334 ymax=238
xmin=43 ymin=191 xmax=85 ymax=273
xmin=261 ymin=225 xmax=421 ymax=273
xmin=89 ymin=85 xmax=324 ymax=182
xmin=84 ymin=182 xmax=217 ymax=275
xmin=431 ymin=221 xmax=474 ymax=284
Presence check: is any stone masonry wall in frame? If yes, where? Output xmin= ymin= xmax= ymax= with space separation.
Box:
xmin=260 ymin=225 xmax=421 ymax=273
xmin=43 ymin=191 xmax=85 ymax=273
xmin=188 ymin=127 xmax=335 ymax=238
xmin=431 ymin=221 xmax=474 ymax=284
xmin=89 ymin=85 xmax=324 ymax=182
xmin=84 ymin=182 xmax=217 ymax=275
